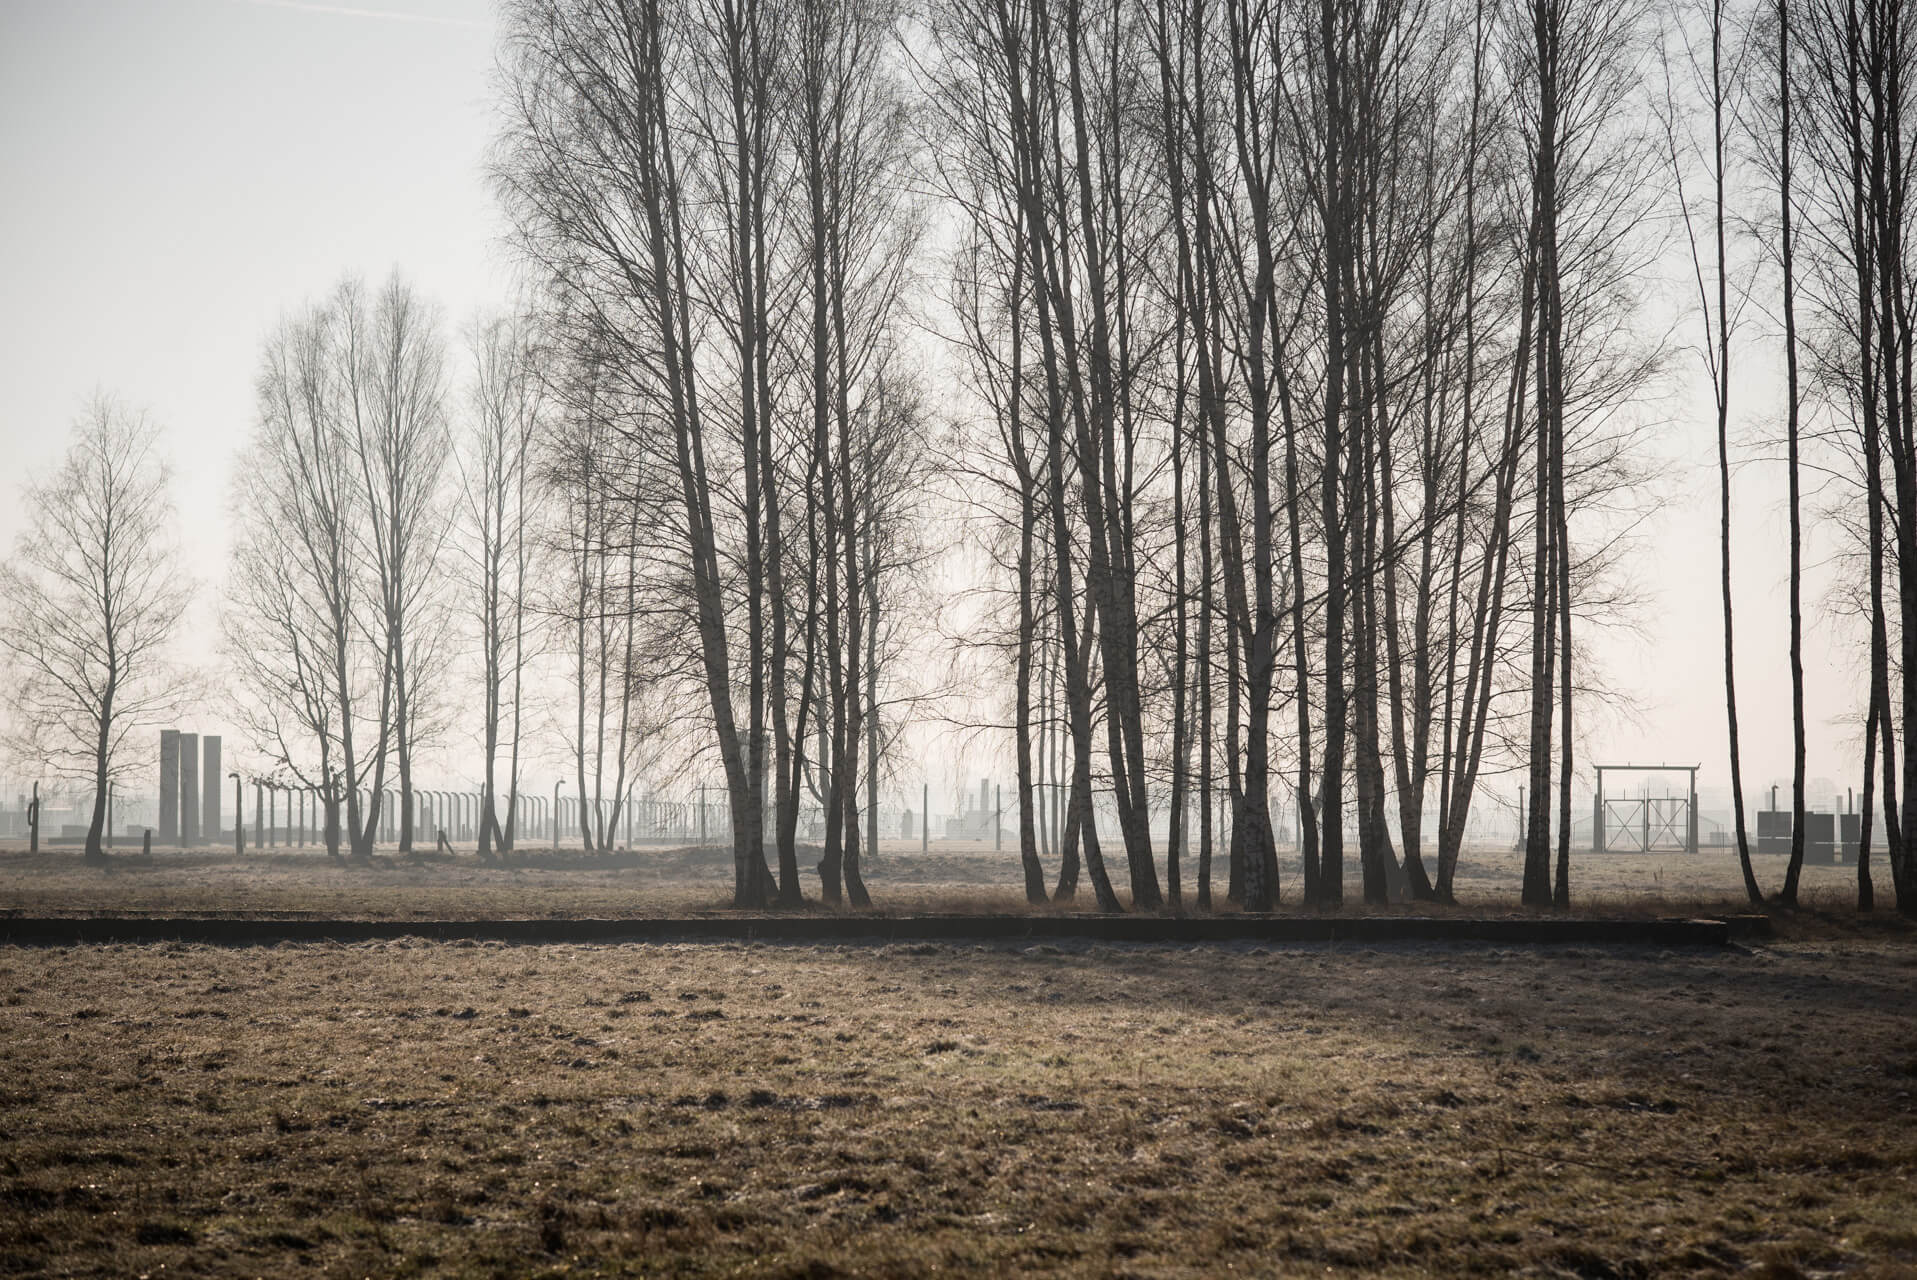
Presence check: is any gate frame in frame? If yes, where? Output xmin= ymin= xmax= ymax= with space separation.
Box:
xmin=1593 ymin=763 xmax=1699 ymax=853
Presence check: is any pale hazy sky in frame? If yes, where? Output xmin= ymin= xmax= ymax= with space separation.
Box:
xmin=0 ymin=0 xmax=1865 ymax=812
xmin=0 ymin=0 xmax=507 ymax=553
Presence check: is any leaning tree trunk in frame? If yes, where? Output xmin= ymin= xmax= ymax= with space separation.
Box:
xmin=84 ymin=687 xmax=113 ymax=865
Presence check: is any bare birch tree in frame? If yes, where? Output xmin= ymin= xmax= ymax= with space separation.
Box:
xmin=1663 ymin=0 xmax=1767 ymax=904
xmin=0 ymin=398 xmax=191 ymax=864
xmin=227 ymin=275 xmax=449 ymax=860
xmin=461 ymin=312 xmax=544 ymax=857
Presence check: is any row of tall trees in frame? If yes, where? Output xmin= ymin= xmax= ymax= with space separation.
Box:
xmin=226 ymin=278 xmax=454 ymax=859
xmin=1670 ymin=0 xmax=1917 ymax=913
xmin=496 ymin=0 xmax=929 ymax=906
xmin=1783 ymin=0 xmax=1915 ymax=909
xmin=224 ymin=276 xmax=737 ymax=864
xmin=927 ymin=0 xmax=1659 ymax=911
xmin=486 ymin=0 xmax=1917 ymax=916
xmin=20 ymin=0 xmax=1911 ymax=917
xmin=932 ymin=0 xmax=1917 ymax=916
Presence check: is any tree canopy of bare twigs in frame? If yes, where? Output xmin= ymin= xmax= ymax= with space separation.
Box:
xmin=0 ymin=397 xmax=193 ymax=863
xmin=225 ymin=274 xmax=451 ymax=861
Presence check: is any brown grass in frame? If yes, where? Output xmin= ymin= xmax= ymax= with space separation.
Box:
xmin=0 ymin=836 xmax=1892 ymax=924
xmin=1 ymin=935 xmax=1914 ymax=1276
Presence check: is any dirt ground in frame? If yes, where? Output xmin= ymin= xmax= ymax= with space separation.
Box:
xmin=0 ymin=836 xmax=1883 ymax=919
xmin=1 ymin=935 xmax=1914 ymax=1277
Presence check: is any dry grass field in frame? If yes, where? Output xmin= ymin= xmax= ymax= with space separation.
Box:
xmin=2 ymin=837 xmax=1913 ymax=1276
xmin=1 ymin=934 xmax=1915 ymax=1277
xmin=0 ymin=835 xmax=1884 ymax=919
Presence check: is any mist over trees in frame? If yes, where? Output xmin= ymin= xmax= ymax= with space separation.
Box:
xmin=225 ymin=276 xmax=453 ymax=861
xmin=459 ymin=312 xmax=543 ymax=859
xmin=14 ymin=0 xmax=1905 ymax=915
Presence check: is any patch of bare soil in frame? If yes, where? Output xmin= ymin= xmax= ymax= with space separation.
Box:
xmin=0 ymin=937 xmax=1912 ymax=1276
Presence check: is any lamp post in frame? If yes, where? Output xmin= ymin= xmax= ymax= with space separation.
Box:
xmin=229 ymin=772 xmax=242 ymax=856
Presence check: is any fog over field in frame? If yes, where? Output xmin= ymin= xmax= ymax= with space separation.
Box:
xmin=7 ymin=0 xmax=1917 ymax=918
xmin=4 ymin=2 xmax=1917 ymax=1274
xmin=0 ymin=0 xmax=1886 ymax=890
